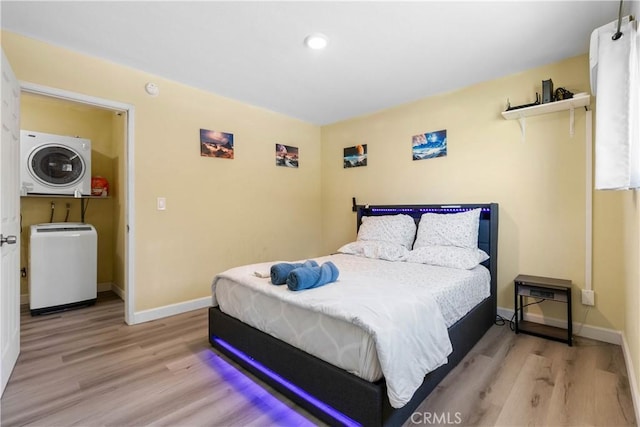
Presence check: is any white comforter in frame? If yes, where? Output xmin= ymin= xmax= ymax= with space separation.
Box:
xmin=211 ymin=254 xmax=454 ymax=408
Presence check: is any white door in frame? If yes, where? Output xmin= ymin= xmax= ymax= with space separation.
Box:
xmin=0 ymin=49 xmax=21 ymax=397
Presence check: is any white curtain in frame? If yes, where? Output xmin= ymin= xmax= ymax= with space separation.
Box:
xmin=590 ymin=16 xmax=639 ymax=190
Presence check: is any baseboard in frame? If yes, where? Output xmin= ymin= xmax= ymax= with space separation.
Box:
xmin=497 ymin=306 xmax=622 ymax=345
xmin=97 ymin=282 xmax=113 ymax=293
xmin=21 ymin=285 xmax=208 ymax=324
xmin=132 ymin=296 xmax=211 ymax=324
xmin=20 ymin=282 xmax=124 ymax=306
xmin=621 ymin=333 xmax=640 ymax=426
xmin=110 ymin=284 xmax=125 ymax=300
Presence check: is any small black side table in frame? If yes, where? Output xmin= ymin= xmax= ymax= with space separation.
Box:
xmin=514 ymin=274 xmax=572 ymax=346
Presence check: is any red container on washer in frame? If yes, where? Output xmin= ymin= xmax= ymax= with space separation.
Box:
xmin=91 ymin=176 xmax=109 ymax=197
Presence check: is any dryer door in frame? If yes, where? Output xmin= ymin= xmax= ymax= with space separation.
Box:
xmin=28 ymin=144 xmax=86 ymax=187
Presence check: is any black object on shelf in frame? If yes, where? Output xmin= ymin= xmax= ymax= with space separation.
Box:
xmin=505 ymin=93 xmax=541 ymax=111
xmin=542 ymin=79 xmax=554 ymax=103
xmin=505 ymin=83 xmax=575 ymax=113
xmin=555 ymin=87 xmax=574 ymax=100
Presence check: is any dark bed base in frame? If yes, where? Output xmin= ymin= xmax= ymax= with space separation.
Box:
xmin=208 ymin=203 xmax=498 ymax=426
xmin=209 ymin=296 xmax=494 ymax=426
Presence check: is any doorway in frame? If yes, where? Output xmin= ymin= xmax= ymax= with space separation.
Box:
xmin=20 ymin=82 xmax=135 ymax=324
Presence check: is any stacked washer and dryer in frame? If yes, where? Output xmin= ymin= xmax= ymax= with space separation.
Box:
xmin=20 ymin=130 xmax=97 ymax=315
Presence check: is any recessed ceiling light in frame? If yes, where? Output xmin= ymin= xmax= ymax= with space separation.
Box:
xmin=304 ymin=33 xmax=328 ymax=50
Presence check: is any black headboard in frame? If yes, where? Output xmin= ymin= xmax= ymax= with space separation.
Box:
xmin=356 ymin=203 xmax=499 ymax=317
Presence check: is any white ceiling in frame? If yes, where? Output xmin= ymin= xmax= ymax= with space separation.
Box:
xmin=0 ymin=1 xmax=628 ymax=125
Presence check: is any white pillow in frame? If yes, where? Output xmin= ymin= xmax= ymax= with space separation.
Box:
xmin=357 ymin=214 xmax=417 ymax=249
xmin=413 ymin=209 xmax=481 ymax=249
xmin=338 ymin=241 xmax=409 ymax=262
xmin=406 ymin=246 xmax=489 ymax=269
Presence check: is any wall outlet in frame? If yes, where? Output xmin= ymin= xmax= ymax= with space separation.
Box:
xmin=581 ymin=289 xmax=595 ymax=306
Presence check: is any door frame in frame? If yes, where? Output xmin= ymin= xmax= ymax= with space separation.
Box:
xmin=20 ymin=81 xmax=136 ymax=325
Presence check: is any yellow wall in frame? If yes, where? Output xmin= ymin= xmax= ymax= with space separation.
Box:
xmin=321 ymin=54 xmax=625 ymax=332
xmin=19 ymin=93 xmax=117 ymax=293
xmin=621 ymin=192 xmax=640 ymax=407
xmin=2 ymin=31 xmax=323 ymax=311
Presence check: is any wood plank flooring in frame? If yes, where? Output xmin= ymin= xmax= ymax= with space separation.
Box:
xmin=1 ymin=292 xmax=636 ymax=426
xmin=406 ymin=323 xmax=636 ymax=427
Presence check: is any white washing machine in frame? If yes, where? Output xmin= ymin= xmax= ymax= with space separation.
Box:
xmin=20 ymin=130 xmax=92 ymax=196
xmin=29 ymin=223 xmax=97 ymax=315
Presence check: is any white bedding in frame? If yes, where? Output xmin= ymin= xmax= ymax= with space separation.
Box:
xmin=211 ymin=254 xmax=490 ymax=408
xmin=215 ymin=276 xmax=384 ymax=381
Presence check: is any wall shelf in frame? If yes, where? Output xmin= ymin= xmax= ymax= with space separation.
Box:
xmin=502 ymin=93 xmax=591 ymax=141
xmin=20 ymin=194 xmax=109 ymax=200
xmin=502 ymin=93 xmax=591 ymax=120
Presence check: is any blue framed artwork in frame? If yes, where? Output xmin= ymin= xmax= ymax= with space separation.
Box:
xmin=412 ymin=129 xmax=447 ymax=161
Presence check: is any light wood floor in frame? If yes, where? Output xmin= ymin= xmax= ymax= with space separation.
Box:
xmin=1 ymin=292 xmax=636 ymax=427
xmin=406 ymin=323 xmax=636 ymax=427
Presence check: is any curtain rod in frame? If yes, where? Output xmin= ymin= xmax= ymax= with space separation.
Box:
xmin=612 ymin=0 xmax=624 ymax=40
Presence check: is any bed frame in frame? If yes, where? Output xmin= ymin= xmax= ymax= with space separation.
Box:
xmin=209 ymin=203 xmax=498 ymax=426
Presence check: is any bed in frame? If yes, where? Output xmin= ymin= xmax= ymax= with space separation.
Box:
xmin=208 ymin=203 xmax=498 ymax=426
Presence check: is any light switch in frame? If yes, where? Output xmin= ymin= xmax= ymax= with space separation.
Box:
xmin=157 ymin=197 xmax=166 ymax=211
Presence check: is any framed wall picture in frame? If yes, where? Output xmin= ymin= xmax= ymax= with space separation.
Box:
xmin=412 ymin=129 xmax=447 ymax=160
xmin=343 ymin=144 xmax=367 ymax=168
xmin=275 ymin=144 xmax=299 ymax=168
xmin=200 ymin=129 xmax=234 ymax=159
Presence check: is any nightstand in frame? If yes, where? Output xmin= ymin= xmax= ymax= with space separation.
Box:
xmin=514 ymin=274 xmax=572 ymax=346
